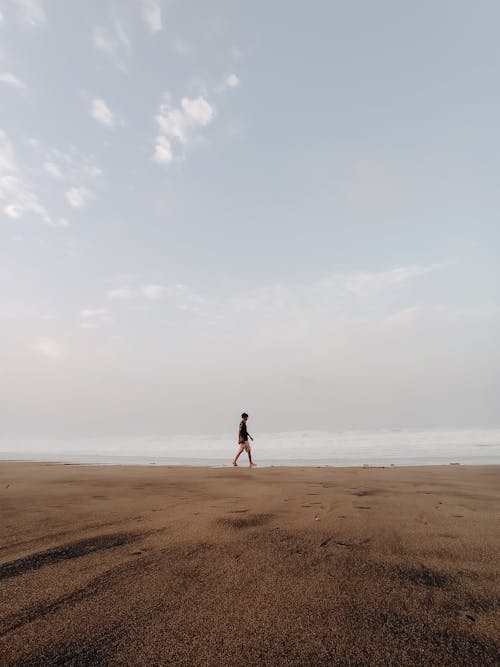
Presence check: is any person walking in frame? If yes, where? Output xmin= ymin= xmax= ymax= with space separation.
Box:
xmin=232 ymin=412 xmax=256 ymax=467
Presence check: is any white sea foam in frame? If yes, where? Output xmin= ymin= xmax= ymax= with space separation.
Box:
xmin=0 ymin=428 xmax=499 ymax=466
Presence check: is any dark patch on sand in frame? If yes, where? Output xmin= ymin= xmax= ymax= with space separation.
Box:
xmin=0 ymin=553 xmax=153 ymax=637
xmin=217 ymin=513 xmax=272 ymax=529
xmin=8 ymin=626 xmax=122 ymax=667
xmin=362 ymin=607 xmax=500 ymax=667
xmin=0 ymin=533 xmax=139 ymax=581
xmin=396 ymin=565 xmax=449 ymax=588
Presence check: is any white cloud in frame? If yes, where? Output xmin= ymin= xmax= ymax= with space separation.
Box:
xmin=92 ymin=22 xmax=130 ymax=69
xmin=66 ymin=186 xmax=91 ymax=208
xmin=90 ymin=98 xmax=115 ymax=127
xmin=80 ymin=308 xmax=112 ymax=329
xmin=99 ymin=264 xmax=453 ymax=345
xmin=34 ymin=144 xmax=102 ymax=185
xmin=127 ymin=263 xmax=452 ymax=344
xmin=35 ymin=337 xmax=64 ymax=359
xmin=141 ymin=0 xmax=162 ymax=33
xmin=141 ymin=284 xmax=166 ymax=300
xmin=203 ymin=265 xmax=450 ymax=326
xmin=0 ymin=129 xmax=59 ymax=225
xmin=13 ymin=0 xmax=46 ymax=27
xmin=0 ymin=71 xmax=27 ymax=90
xmin=153 ymin=135 xmax=173 ymax=163
xmin=46 ymin=148 xmax=101 ymax=181
xmin=215 ymin=72 xmax=241 ymax=94
xmin=157 ymin=107 xmax=188 ymax=142
xmin=343 ymin=262 xmax=453 ymax=297
xmin=108 ymin=284 xmax=168 ymax=301
xmin=107 ymin=283 xmax=202 ymax=306
xmin=154 ymin=95 xmax=215 ymax=163
xmin=43 ymin=161 xmax=63 ymax=179
xmin=181 ymin=97 xmax=215 ymax=125
xmin=108 ymin=286 xmax=134 ymax=300
xmin=156 ymin=97 xmax=215 ymax=141
xmin=225 ymin=73 xmax=240 ymax=88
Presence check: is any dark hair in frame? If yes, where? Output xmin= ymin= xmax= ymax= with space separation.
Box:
xmin=241 ymin=412 xmax=248 ymax=418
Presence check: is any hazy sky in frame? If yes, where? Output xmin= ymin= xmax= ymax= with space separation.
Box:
xmin=1 ymin=0 xmax=499 ymax=437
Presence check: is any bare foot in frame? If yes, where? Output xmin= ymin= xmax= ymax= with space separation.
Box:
xmin=250 ymin=463 xmax=257 ymax=467
xmin=232 ymin=461 xmax=238 ymax=467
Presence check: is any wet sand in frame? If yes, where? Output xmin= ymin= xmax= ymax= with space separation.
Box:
xmin=0 ymin=463 xmax=498 ymax=666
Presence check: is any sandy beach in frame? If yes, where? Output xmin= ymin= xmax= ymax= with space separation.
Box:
xmin=0 ymin=463 xmax=498 ymax=666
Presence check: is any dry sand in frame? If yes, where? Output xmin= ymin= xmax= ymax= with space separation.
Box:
xmin=0 ymin=462 xmax=498 ymax=666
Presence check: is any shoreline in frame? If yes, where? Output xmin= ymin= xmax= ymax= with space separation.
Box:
xmin=1 ymin=457 xmax=499 ymax=468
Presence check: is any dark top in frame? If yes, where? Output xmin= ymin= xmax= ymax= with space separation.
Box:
xmin=239 ymin=420 xmax=248 ymax=441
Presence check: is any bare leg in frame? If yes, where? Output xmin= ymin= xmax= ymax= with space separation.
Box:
xmin=233 ymin=447 xmax=244 ymax=466
xmin=247 ymin=449 xmax=256 ymax=467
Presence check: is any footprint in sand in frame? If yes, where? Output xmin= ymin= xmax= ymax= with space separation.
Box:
xmin=320 ymin=538 xmax=352 ymax=548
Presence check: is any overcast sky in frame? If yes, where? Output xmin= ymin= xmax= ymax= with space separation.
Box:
xmin=0 ymin=0 xmax=499 ymax=437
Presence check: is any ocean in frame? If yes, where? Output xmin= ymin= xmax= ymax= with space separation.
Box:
xmin=0 ymin=428 xmax=499 ymax=467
